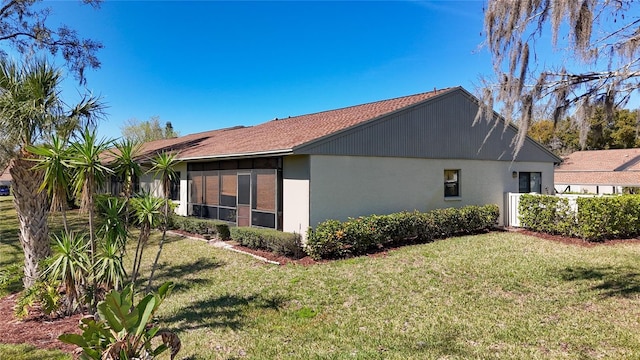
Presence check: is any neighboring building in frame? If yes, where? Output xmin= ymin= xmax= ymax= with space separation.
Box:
xmin=132 ymin=86 xmax=561 ymax=236
xmin=555 ymin=148 xmax=640 ymax=194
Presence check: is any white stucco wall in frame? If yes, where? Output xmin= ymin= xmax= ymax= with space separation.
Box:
xmin=139 ymin=172 xmax=161 ymax=197
xmin=307 ymin=155 xmax=554 ymax=228
xmin=282 ymin=156 xmax=310 ymax=235
xmin=138 ymin=162 xmax=188 ymax=216
xmin=174 ymin=162 xmax=188 ymax=216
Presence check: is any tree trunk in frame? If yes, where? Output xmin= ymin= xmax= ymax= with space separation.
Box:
xmin=86 ymin=173 xmax=97 ymax=313
xmin=10 ymin=157 xmax=50 ymax=289
xmin=146 ymin=198 xmax=168 ymax=293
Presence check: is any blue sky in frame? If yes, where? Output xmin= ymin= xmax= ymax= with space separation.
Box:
xmin=47 ymin=0 xmax=490 ymax=139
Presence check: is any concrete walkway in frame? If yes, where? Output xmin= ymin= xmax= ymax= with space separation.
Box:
xmin=167 ymin=230 xmax=281 ymax=265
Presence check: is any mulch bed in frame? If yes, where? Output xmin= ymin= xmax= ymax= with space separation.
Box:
xmin=509 ymin=227 xmax=640 ymax=247
xmin=0 ymin=293 xmax=81 ymax=353
xmin=3 ymin=228 xmax=640 ymax=355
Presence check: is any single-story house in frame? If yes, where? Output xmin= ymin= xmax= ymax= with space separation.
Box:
xmin=555 ymin=148 xmax=640 ymax=194
xmin=131 ymin=86 xmax=561 ymax=236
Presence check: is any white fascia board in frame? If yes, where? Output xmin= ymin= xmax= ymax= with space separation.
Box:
xmin=177 ymin=149 xmax=293 ymax=162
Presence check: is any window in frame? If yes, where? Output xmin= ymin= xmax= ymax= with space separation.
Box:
xmin=169 ymin=172 xmax=181 ymax=201
xmin=188 ymin=170 xmax=203 ymax=204
xmin=519 ymin=172 xmax=542 ymax=193
xmin=444 ymin=170 xmax=460 ymax=197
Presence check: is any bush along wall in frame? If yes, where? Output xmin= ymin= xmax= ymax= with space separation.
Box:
xmin=518 ymin=194 xmax=640 ymax=241
xmin=230 ymin=227 xmax=305 ymax=259
xmin=518 ymin=194 xmax=576 ymax=237
xmin=305 ymin=204 xmax=500 ymax=260
xmin=168 ymin=215 xmax=231 ymax=240
xmin=576 ymin=195 xmax=640 ymax=241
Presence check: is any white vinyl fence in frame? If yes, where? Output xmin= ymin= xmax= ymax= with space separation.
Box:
xmin=504 ymin=192 xmax=601 ymax=227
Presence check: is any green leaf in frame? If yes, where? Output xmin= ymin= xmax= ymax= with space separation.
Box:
xmin=58 ymin=333 xmax=89 ymax=348
xmin=99 ymin=292 xmax=127 ymax=333
xmin=151 ymin=343 xmax=169 ymax=356
xmin=157 ymin=281 xmax=174 ymax=299
xmin=134 ymin=296 xmax=156 ymax=337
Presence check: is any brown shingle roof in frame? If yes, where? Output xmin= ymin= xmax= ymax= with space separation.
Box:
xmin=555 ymin=149 xmax=640 ymax=186
xmin=134 ymin=88 xmax=455 ymax=160
xmin=555 ymin=171 xmax=640 ymax=186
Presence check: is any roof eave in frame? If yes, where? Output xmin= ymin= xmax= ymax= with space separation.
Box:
xmin=176 ymin=149 xmax=293 ymax=162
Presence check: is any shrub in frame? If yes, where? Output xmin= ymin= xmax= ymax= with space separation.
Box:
xmin=59 ymin=282 xmax=180 ymax=360
xmin=215 ymin=223 xmax=231 ymax=240
xmin=518 ymin=194 xmax=640 ymax=241
xmin=169 ymin=215 xmax=230 ymax=240
xmin=518 ymin=194 xmax=576 ymax=236
xmin=15 ymin=281 xmax=62 ymax=319
xmin=577 ymin=195 xmax=640 ymax=241
xmin=0 ymin=263 xmax=24 ymax=294
xmin=304 ymin=220 xmax=346 ymax=260
xmin=230 ymin=227 xmax=305 ymax=259
xmin=306 ymin=204 xmax=499 ymax=260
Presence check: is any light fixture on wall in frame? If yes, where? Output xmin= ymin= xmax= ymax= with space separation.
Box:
xmin=512 ymin=171 xmax=518 ymax=178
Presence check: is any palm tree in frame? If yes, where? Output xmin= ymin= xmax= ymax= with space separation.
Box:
xmin=68 ymin=129 xmax=113 ymax=308
xmin=27 ymin=135 xmax=72 ymax=234
xmin=130 ymin=192 xmax=163 ymax=287
xmin=146 ymin=151 xmax=180 ymax=292
xmin=0 ymin=58 xmax=103 ymax=288
xmin=110 ymin=139 xmax=142 ymax=230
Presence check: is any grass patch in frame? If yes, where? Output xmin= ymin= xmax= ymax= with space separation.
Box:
xmin=0 ymin=344 xmax=70 ymax=360
xmin=0 ymin=196 xmax=22 ymax=297
xmin=2 ymin=195 xmax=640 ymax=359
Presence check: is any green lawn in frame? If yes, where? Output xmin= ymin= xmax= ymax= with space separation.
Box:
xmin=2 ymin=195 xmax=640 ymax=359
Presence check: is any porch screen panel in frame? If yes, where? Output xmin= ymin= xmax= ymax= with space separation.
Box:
xmin=252 ymin=211 xmax=275 ymax=228
xmin=220 ymin=172 xmax=237 ymax=207
xmin=204 ymin=171 xmax=219 ymax=205
xmin=254 ymin=172 xmax=276 ymax=212
xmin=190 ymin=170 xmax=203 ymax=204
xmin=238 ymin=174 xmax=251 ymax=205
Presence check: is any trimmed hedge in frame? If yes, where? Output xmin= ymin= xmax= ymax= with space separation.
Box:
xmin=305 ymin=204 xmax=500 ymax=260
xmin=230 ymin=227 xmax=305 ymax=259
xmin=518 ymin=194 xmax=576 ymax=237
xmin=169 ymin=215 xmax=230 ymax=240
xmin=518 ymin=194 xmax=640 ymax=241
xmin=577 ymin=195 xmax=640 ymax=241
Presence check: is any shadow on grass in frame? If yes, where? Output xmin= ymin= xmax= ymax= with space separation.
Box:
xmin=163 ymin=292 xmax=287 ymax=332
xmin=0 ymin=228 xmax=20 ymax=250
xmin=146 ymin=257 xmax=225 ymax=293
xmin=561 ymin=266 xmax=640 ymax=297
xmin=0 ymin=227 xmax=22 ymax=274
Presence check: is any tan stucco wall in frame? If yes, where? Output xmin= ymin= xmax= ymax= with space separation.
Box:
xmin=282 ymin=155 xmax=310 ymax=235
xmin=307 ymin=155 xmax=555 ymax=228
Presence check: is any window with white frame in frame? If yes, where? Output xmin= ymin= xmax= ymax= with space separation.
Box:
xmin=444 ymin=169 xmax=460 ymax=197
